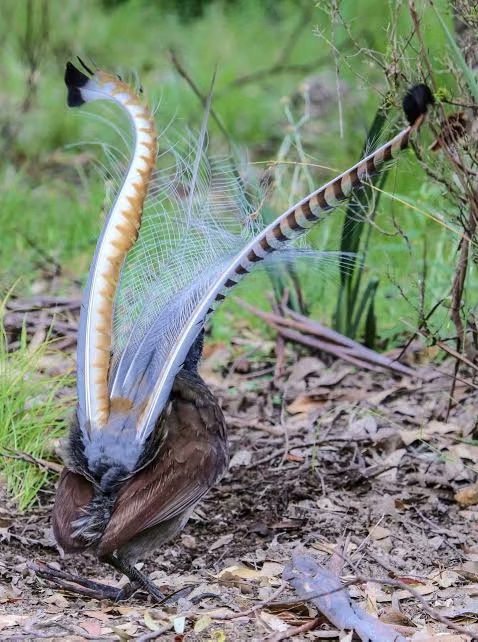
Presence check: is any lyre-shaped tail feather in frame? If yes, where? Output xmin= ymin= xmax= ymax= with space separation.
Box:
xmin=67 ymin=61 xmax=432 ymax=479
xmin=65 ymin=62 xmax=158 ymax=431
xmin=131 ymin=85 xmax=433 ymax=444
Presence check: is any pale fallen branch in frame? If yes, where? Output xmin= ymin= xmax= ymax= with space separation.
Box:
xmin=284 ymin=553 xmax=406 ymax=642
xmin=237 ymin=298 xmax=415 ymax=377
xmin=1 ymin=449 xmax=63 ymax=474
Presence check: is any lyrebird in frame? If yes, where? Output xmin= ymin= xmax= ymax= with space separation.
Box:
xmin=36 ymin=61 xmax=432 ymax=602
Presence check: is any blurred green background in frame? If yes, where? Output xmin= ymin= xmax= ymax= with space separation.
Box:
xmin=1 ymin=0 xmax=466 ymax=342
xmin=1 ymin=0 xmax=475 ymax=506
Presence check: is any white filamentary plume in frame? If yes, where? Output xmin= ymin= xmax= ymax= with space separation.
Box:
xmin=66 ymin=61 xmax=432 ymax=473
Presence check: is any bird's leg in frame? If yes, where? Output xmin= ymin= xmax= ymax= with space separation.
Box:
xmin=102 ymin=553 xmax=167 ymax=603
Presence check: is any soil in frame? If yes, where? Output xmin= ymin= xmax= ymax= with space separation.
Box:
xmin=1 ymin=328 xmax=478 ymax=640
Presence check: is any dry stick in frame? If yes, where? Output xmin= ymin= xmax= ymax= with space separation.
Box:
xmin=410 ymin=1 xmax=478 ymax=419
xmin=168 ymin=48 xmax=230 ymax=141
xmin=213 ymin=583 xmax=287 ymax=621
xmin=266 ymin=616 xmax=322 ymax=642
xmin=284 ymin=554 xmax=407 ymax=642
xmin=136 ymin=623 xmax=174 ymax=642
xmin=284 ymin=556 xmax=474 ymax=639
xmin=284 ymin=307 xmax=415 ymax=375
xmin=237 ymin=297 xmax=414 ymax=376
xmin=12 ymin=615 xmax=115 ymax=642
xmin=447 ymin=200 xmax=478 ymax=417
xmin=0 ymin=450 xmax=63 ymax=474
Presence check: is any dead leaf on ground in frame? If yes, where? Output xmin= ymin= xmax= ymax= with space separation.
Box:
xmin=455 ymin=482 xmax=478 ymax=506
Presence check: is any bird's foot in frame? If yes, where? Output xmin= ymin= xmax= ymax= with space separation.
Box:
xmin=32 ymin=560 xmax=220 ymax=606
xmin=102 ymin=554 xmax=217 ymax=605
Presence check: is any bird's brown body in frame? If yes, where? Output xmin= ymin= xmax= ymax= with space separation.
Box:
xmin=52 ymin=370 xmax=228 ymax=573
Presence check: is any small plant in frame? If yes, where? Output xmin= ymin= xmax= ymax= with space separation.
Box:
xmin=0 ymin=300 xmax=73 ymax=509
xmin=334 ymin=100 xmax=398 ymax=346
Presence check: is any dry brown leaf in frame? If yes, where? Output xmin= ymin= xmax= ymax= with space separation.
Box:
xmin=0 ymin=614 xmax=28 ymax=631
xmin=287 ymin=357 xmax=324 ymax=385
xmin=455 ymin=482 xmax=478 ymax=506
xmin=454 ymin=561 xmax=478 ymax=581
xmin=79 ymin=619 xmax=102 ymax=636
xmin=450 ymin=443 xmax=478 ymax=463
xmin=83 ymin=609 xmax=112 ymax=623
xmin=194 ymin=615 xmax=212 ymax=634
xmin=229 ymin=448 xmax=253 ymax=468
xmin=144 ymin=610 xmax=161 ymax=632
xmin=287 ymin=393 xmax=327 ymax=415
xmin=261 ymin=562 xmax=284 ymax=577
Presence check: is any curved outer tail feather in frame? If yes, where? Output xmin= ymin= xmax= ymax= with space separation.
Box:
xmin=135 ymin=89 xmax=432 ymax=443
xmin=65 ymin=63 xmax=158 ymax=431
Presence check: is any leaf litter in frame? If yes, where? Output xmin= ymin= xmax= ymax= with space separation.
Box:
xmin=1 ymin=298 xmax=478 ymax=639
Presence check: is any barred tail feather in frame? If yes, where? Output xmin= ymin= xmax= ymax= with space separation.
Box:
xmin=135 ymin=89 xmax=432 ymax=443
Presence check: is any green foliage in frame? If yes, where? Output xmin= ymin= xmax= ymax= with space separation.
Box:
xmin=333 ymin=101 xmax=397 ymax=345
xmin=431 ymin=0 xmax=478 ymax=102
xmin=0 ymin=301 xmax=74 ymax=509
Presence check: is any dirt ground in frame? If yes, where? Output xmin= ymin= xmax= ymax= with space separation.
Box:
xmin=1 ymin=324 xmax=478 ymax=640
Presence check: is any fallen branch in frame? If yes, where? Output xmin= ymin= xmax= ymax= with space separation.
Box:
xmin=1 ymin=449 xmax=63 ymax=474
xmin=237 ymin=298 xmax=415 ymax=377
xmin=284 ymin=553 xmax=407 ymax=642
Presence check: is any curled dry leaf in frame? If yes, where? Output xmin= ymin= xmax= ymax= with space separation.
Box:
xmin=455 ymin=482 xmax=478 ymax=506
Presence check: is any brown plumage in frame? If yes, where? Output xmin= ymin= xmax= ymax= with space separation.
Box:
xmin=49 ymin=369 xmax=228 ymax=601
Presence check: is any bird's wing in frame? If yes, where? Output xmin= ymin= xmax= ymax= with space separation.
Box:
xmin=52 ymin=469 xmax=94 ymax=553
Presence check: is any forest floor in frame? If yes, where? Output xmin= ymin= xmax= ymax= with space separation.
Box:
xmin=1 ymin=302 xmax=478 ymax=640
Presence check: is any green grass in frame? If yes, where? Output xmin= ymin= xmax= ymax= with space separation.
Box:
xmin=0 ymin=302 xmax=74 ymax=509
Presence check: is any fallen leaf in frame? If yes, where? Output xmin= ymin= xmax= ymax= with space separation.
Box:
xmin=174 ymin=616 xmax=186 ymax=634
xmin=144 ymin=611 xmax=161 ymax=632
xmin=194 ymin=615 xmax=212 ymax=634
xmin=261 ymin=562 xmax=284 ymax=578
xmin=258 ymin=610 xmax=289 ymax=632
xmin=229 ymin=448 xmax=252 ymax=468
xmin=83 ymin=609 xmax=112 ymax=623
xmin=455 ymin=482 xmax=478 ymax=506
xmin=287 ymin=393 xmax=326 ymax=415
xmin=79 ymin=619 xmax=102 ymax=636
xmin=210 ymin=533 xmax=234 ymax=551
xmin=0 ymin=614 xmax=28 ymax=631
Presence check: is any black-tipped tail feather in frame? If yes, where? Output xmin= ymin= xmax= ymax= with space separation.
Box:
xmin=403 ymin=84 xmax=434 ymax=125
xmin=65 ymin=61 xmax=90 ymax=107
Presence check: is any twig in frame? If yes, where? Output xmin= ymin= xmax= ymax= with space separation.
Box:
xmin=284 ymin=554 xmax=407 ymax=642
xmin=237 ymin=297 xmax=415 ymax=376
xmin=1 ymin=449 xmax=63 ymax=474
xmin=283 ymin=553 xmax=474 ymax=639
xmin=168 ymin=48 xmax=230 ymax=141
xmin=135 ymin=623 xmax=174 ymax=642
xmin=213 ymin=583 xmax=286 ymax=620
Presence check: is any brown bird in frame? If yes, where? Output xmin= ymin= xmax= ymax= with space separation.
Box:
xmin=51 ymin=368 xmax=227 ymax=601
xmin=36 ymin=63 xmax=432 ymax=602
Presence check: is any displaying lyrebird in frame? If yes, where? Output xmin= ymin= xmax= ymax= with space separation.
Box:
xmin=42 ymin=62 xmax=433 ymax=601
